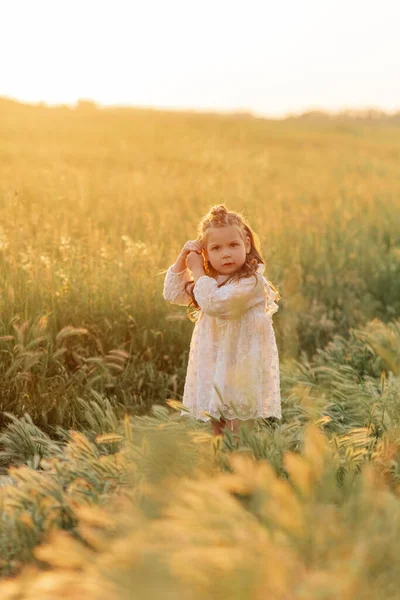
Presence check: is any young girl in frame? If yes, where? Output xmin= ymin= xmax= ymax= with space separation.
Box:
xmin=163 ymin=204 xmax=281 ymax=437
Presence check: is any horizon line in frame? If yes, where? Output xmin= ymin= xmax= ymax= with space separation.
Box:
xmin=1 ymin=94 xmax=400 ymax=121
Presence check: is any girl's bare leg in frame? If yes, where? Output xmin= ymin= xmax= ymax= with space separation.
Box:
xmin=211 ymin=417 xmax=226 ymax=436
xmin=211 ymin=418 xmax=255 ymax=436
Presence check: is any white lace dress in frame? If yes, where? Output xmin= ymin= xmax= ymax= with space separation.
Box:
xmin=163 ymin=263 xmax=282 ymax=422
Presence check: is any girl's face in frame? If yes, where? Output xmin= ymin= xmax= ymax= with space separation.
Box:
xmin=203 ymin=225 xmax=251 ymax=275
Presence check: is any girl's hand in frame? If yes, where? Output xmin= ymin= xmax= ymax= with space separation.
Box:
xmin=172 ymin=240 xmax=203 ymax=274
xmin=186 ymin=250 xmax=205 ymax=272
xmin=180 ymin=239 xmax=203 ymax=259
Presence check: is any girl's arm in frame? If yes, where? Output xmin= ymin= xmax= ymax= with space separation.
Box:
xmin=193 ymin=273 xmax=265 ymax=319
xmin=171 ymin=252 xmax=187 ymax=274
xmin=163 ymin=252 xmax=194 ymax=306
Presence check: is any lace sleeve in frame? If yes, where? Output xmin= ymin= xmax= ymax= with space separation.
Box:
xmin=163 ymin=265 xmax=194 ymax=306
xmin=263 ymin=276 xmax=279 ymax=317
xmin=193 ymin=273 xmax=265 ymax=319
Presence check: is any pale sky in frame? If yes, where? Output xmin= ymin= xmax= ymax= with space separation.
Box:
xmin=1 ymin=0 xmax=400 ymax=118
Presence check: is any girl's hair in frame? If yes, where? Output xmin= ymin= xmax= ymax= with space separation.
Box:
xmin=183 ymin=204 xmax=280 ymax=321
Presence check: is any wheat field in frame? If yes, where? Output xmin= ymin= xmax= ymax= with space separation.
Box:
xmin=1 ymin=98 xmax=399 ymax=428
xmin=0 ymin=98 xmax=400 ymax=597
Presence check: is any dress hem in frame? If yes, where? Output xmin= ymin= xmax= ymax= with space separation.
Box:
xmin=180 ymin=411 xmax=282 ymax=423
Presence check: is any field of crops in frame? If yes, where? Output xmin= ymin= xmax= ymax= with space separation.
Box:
xmin=0 ymin=98 xmax=400 ymax=597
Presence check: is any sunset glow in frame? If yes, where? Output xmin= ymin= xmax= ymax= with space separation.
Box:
xmin=1 ymin=0 xmax=400 ymax=116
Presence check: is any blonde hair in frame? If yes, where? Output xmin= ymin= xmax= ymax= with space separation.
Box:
xmin=183 ymin=204 xmax=280 ymax=321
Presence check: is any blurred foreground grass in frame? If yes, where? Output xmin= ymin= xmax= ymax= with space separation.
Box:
xmin=0 ymin=339 xmax=400 ymax=598
xmin=0 ymin=316 xmax=399 ymax=597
